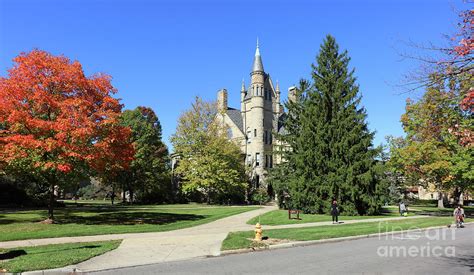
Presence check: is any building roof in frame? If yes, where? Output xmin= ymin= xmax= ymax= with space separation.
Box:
xmin=278 ymin=113 xmax=287 ymax=134
xmin=252 ymin=43 xmax=264 ymax=72
xmin=226 ymin=107 xmax=243 ymax=133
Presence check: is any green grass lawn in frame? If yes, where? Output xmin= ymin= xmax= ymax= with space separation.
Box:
xmin=0 ymin=204 xmax=259 ymax=242
xmin=247 ymin=208 xmax=401 ymax=226
xmin=223 ymin=217 xmax=470 ymax=251
xmin=409 ymin=205 xmax=474 ymax=215
xmin=0 ymin=240 xmax=121 ymax=273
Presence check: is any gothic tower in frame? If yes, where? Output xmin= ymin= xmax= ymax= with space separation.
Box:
xmin=240 ymin=39 xmax=280 ymax=189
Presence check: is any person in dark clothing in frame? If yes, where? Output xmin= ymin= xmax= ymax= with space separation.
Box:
xmin=331 ymin=200 xmax=339 ymax=224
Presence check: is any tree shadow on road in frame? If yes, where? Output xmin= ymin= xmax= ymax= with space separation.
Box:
xmin=443 ymin=253 xmax=474 ymax=272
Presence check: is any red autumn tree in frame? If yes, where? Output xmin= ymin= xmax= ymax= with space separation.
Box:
xmin=450 ymin=9 xmax=473 ymax=112
xmin=0 ymin=50 xmax=134 ymax=222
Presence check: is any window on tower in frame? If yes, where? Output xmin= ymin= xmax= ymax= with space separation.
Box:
xmin=255 ymin=153 xmax=260 ymax=167
xmin=254 ymin=129 xmax=257 ymax=138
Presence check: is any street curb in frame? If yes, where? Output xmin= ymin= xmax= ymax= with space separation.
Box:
xmin=220 ymin=221 xmax=474 ymax=256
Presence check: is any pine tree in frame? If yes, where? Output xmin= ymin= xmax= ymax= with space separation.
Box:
xmin=273 ymin=35 xmax=386 ymax=215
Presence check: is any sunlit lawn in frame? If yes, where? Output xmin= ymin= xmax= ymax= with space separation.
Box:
xmin=0 ymin=203 xmax=259 ymax=242
xmin=0 ymin=240 xmax=121 ymax=273
xmin=409 ymin=205 xmax=474 ymax=215
xmin=223 ymin=217 xmax=470 ymax=251
xmin=247 ymin=207 xmax=402 ymax=226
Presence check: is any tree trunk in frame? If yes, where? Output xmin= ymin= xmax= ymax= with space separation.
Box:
xmin=122 ymin=183 xmax=126 ymax=203
xmin=437 ymin=191 xmax=444 ymax=208
xmin=142 ymin=181 xmax=146 ymax=203
xmin=206 ymin=188 xmax=211 ymax=205
xmin=111 ymin=186 xmax=115 ymax=205
xmin=48 ymin=183 xmax=55 ymax=221
xmin=129 ymin=186 xmax=134 ymax=204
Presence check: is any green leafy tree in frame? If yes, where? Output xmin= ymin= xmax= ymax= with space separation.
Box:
xmin=171 ymin=97 xmax=246 ymax=204
xmin=389 ymin=74 xmax=473 ymax=207
xmin=272 ymin=35 xmax=385 ymax=215
xmin=119 ymin=107 xmax=170 ymax=203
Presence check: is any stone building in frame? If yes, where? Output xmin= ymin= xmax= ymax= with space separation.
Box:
xmin=216 ymin=41 xmax=296 ymax=192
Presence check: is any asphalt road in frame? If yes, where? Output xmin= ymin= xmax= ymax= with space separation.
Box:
xmin=92 ymin=225 xmax=474 ymax=274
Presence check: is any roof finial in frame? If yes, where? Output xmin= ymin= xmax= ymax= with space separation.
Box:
xmin=241 ymin=78 xmax=245 ymax=91
xmin=255 ymin=37 xmax=261 ymax=56
xmin=252 ymin=38 xmax=264 ymax=72
xmin=276 ymin=80 xmax=280 ymax=92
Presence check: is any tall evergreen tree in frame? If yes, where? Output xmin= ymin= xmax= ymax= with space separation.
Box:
xmin=273 ymin=35 xmax=386 ymax=215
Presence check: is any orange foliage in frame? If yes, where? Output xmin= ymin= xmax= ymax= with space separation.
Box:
xmin=0 ymin=50 xmax=134 ymax=176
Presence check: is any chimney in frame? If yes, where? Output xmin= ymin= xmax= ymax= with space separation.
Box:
xmin=288 ymin=86 xmax=297 ymax=103
xmin=217 ymin=89 xmax=228 ymax=113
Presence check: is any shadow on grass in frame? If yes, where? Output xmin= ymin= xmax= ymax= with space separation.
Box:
xmin=0 ymin=206 xmax=208 ymax=225
xmin=57 ymin=212 xmax=206 ymax=226
xmin=1 ymin=245 xmax=106 ymax=260
xmin=0 ymin=250 xmax=27 ymax=260
xmin=0 ymin=215 xmax=17 ymax=225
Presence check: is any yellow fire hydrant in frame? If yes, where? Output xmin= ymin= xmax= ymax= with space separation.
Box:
xmin=254 ymin=223 xmax=263 ymax=241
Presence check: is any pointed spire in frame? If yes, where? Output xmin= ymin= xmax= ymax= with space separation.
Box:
xmin=241 ymin=78 xmax=246 ymax=92
xmin=252 ymin=37 xmax=264 ymax=73
xmin=276 ymin=80 xmax=280 ymax=93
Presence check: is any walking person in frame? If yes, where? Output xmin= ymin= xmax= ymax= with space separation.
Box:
xmin=453 ymin=205 xmax=465 ymax=228
xmin=399 ymin=201 xmax=407 ymax=216
xmin=331 ymin=200 xmax=339 ymax=224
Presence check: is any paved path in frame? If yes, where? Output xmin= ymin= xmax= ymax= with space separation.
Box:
xmin=0 ymin=206 xmax=271 ymax=250
xmin=1 ymin=207 xmax=431 ymax=272
xmin=0 ymin=211 xmax=426 ymax=250
xmin=93 ymin=225 xmax=474 ymax=275
xmin=71 ymin=206 xmax=275 ymax=271
xmin=264 ymin=215 xmax=429 ymax=230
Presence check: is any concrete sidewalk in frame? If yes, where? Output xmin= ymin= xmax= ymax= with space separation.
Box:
xmin=264 ymin=214 xmax=430 ymax=230
xmin=4 ymin=208 xmax=431 ymax=273
xmin=0 ymin=206 xmax=271 ymax=250
xmin=0 ymin=211 xmax=425 ymax=250
xmin=72 ymin=215 xmax=431 ymax=272
xmin=74 ymin=206 xmax=276 ymax=271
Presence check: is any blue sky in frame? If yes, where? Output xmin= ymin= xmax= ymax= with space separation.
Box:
xmin=0 ymin=0 xmax=465 ymax=150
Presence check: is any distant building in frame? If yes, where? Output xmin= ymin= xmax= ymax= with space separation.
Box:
xmin=404 ymin=183 xmax=472 ymax=204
